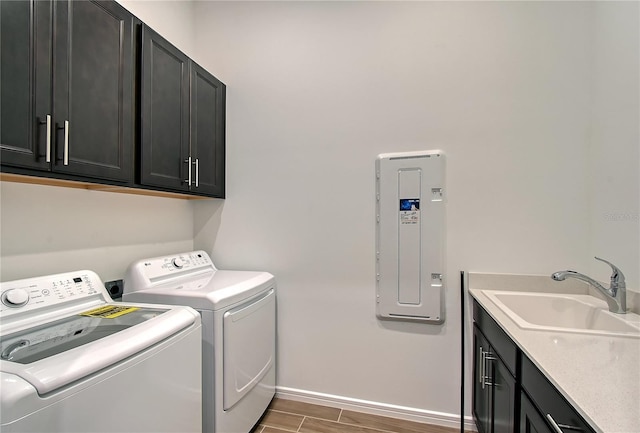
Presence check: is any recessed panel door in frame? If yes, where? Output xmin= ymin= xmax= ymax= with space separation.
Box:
xmin=140 ymin=25 xmax=189 ymax=191
xmin=53 ymin=0 xmax=133 ymax=182
xmin=0 ymin=0 xmax=52 ymax=170
xmin=223 ymin=289 xmax=276 ymax=410
xmin=190 ymin=62 xmax=225 ymax=197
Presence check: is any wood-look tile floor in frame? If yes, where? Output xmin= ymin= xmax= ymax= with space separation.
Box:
xmin=250 ymin=398 xmax=460 ymax=433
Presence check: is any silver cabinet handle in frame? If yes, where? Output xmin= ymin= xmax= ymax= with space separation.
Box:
xmin=478 ymin=346 xmax=484 ymax=384
xmin=546 ymin=414 xmax=565 ymax=433
xmin=63 ymin=120 xmax=69 ymax=165
xmin=45 ymin=115 xmax=52 ymax=162
xmin=480 ymin=348 xmax=486 ymax=389
xmin=545 ymin=414 xmax=583 ymax=432
xmin=194 ymin=158 xmax=199 ymax=187
xmin=484 ymin=353 xmax=496 ymax=387
xmin=184 ymin=156 xmax=192 ymax=186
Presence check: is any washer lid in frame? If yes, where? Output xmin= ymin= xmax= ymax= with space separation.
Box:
xmin=0 ymin=304 xmax=199 ymax=394
xmin=125 ymin=270 xmax=276 ymax=311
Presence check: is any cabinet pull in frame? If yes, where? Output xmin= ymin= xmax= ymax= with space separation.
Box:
xmin=38 ymin=115 xmax=52 ymax=162
xmin=479 ymin=347 xmax=485 ymax=388
xmin=483 ymin=354 xmax=496 ymax=387
xmin=63 ymin=120 xmax=69 ymax=165
xmin=194 ymin=158 xmax=199 ymax=187
xmin=184 ymin=156 xmax=192 ymax=186
xmin=545 ymin=414 xmax=583 ymax=432
xmin=45 ymin=115 xmax=52 ymax=162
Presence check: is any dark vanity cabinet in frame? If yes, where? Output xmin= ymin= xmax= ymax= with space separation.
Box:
xmin=0 ymin=0 xmax=134 ymax=183
xmin=520 ymin=355 xmax=596 ymax=433
xmin=473 ymin=300 xmax=597 ymax=433
xmin=140 ymin=25 xmax=225 ymax=198
xmin=473 ymin=302 xmax=518 ymax=433
xmin=520 ymin=392 xmax=554 ymax=433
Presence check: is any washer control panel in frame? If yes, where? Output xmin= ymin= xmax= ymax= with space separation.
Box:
xmin=0 ymin=272 xmax=101 ymax=317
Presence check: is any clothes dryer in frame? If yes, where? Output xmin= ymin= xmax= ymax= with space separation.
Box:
xmin=123 ymin=251 xmax=276 ymax=433
xmin=0 ymin=270 xmax=202 ymax=433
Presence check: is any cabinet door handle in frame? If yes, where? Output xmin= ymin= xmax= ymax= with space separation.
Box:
xmin=546 ymin=414 xmax=583 ymax=432
xmin=63 ymin=120 xmax=69 ymax=165
xmin=479 ymin=346 xmax=485 ymax=386
xmin=184 ymin=156 xmax=192 ymax=186
xmin=45 ymin=115 xmax=52 ymax=162
xmin=484 ymin=353 xmax=496 ymax=387
xmin=194 ymin=158 xmax=199 ymax=187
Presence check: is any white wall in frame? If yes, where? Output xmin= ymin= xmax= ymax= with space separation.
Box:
xmin=589 ymin=1 xmax=639 ymax=286
xmin=0 ymin=0 xmax=199 ymax=282
xmin=117 ymin=0 xmax=197 ymax=60
xmin=191 ymin=1 xmax=635 ymax=424
xmin=0 ymin=183 xmax=194 ymax=281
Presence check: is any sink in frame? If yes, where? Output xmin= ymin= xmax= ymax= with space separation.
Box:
xmin=482 ymin=291 xmax=640 ymax=338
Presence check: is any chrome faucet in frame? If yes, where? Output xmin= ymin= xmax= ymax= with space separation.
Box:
xmin=551 ymin=257 xmax=626 ymax=314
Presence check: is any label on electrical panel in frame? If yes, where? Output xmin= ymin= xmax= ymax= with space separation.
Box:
xmin=399 ymin=198 xmax=420 ymax=225
xmin=80 ymin=305 xmax=140 ymax=319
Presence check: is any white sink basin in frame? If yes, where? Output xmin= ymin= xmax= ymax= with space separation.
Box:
xmin=483 ymin=291 xmax=640 ymax=338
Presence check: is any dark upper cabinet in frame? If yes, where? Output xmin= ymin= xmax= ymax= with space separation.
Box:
xmin=140 ymin=25 xmax=226 ymax=198
xmin=2 ymin=2 xmax=224 ymax=198
xmin=190 ymin=63 xmax=226 ymax=197
xmin=0 ymin=0 xmax=134 ymax=183
xmin=140 ymin=25 xmax=190 ymax=191
xmin=1 ymin=0 xmax=52 ymax=171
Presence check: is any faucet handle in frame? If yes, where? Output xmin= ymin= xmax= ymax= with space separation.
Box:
xmin=594 ymin=256 xmax=626 ymax=287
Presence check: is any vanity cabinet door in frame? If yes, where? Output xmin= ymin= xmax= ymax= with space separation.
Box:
xmin=490 ymin=355 xmax=516 ymax=433
xmin=472 ymin=301 xmax=517 ymax=433
xmin=473 ymin=326 xmax=516 ymax=433
xmin=473 ymin=327 xmax=492 ymax=433
xmin=521 ymin=355 xmax=596 ymax=433
xmin=520 ymin=392 xmax=553 ymax=433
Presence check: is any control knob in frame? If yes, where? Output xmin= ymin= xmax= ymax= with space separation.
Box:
xmin=172 ymin=258 xmax=184 ymax=269
xmin=2 ymin=289 xmax=30 ymax=308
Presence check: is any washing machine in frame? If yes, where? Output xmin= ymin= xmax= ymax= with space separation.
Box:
xmin=122 ymin=250 xmax=276 ymax=433
xmin=0 ymin=269 xmax=202 ymax=433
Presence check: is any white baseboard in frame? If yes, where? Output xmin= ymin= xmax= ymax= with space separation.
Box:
xmin=275 ymin=386 xmax=477 ymax=432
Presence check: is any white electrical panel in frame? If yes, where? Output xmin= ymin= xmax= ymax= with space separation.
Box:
xmin=376 ymin=150 xmax=445 ymax=323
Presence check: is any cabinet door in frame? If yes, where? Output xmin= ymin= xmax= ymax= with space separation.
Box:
xmin=489 ymin=353 xmax=517 ymax=433
xmin=190 ymin=62 xmax=226 ymax=197
xmin=140 ymin=24 xmax=190 ymax=191
xmin=521 ymin=392 xmax=553 ymax=433
xmin=1 ymin=0 xmax=52 ymax=170
xmin=473 ymin=327 xmax=491 ymax=433
xmin=53 ymin=0 xmax=133 ymax=182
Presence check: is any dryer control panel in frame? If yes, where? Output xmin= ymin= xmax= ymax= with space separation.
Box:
xmin=0 ymin=271 xmax=103 ymax=317
xmin=124 ymin=251 xmax=216 ymax=290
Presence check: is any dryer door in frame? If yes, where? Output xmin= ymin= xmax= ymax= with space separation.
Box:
xmin=223 ymin=288 xmax=275 ymax=410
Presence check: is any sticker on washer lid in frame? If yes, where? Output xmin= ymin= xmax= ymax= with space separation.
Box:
xmin=80 ymin=305 xmax=140 ymax=319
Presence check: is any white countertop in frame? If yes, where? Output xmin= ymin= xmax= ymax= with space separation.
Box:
xmin=468 ymin=274 xmax=640 ymax=433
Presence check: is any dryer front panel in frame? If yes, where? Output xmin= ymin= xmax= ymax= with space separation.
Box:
xmin=222 ymin=288 xmax=275 ymax=410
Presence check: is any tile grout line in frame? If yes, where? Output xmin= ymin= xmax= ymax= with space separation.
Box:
xmin=296 ymin=415 xmax=305 ymax=432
